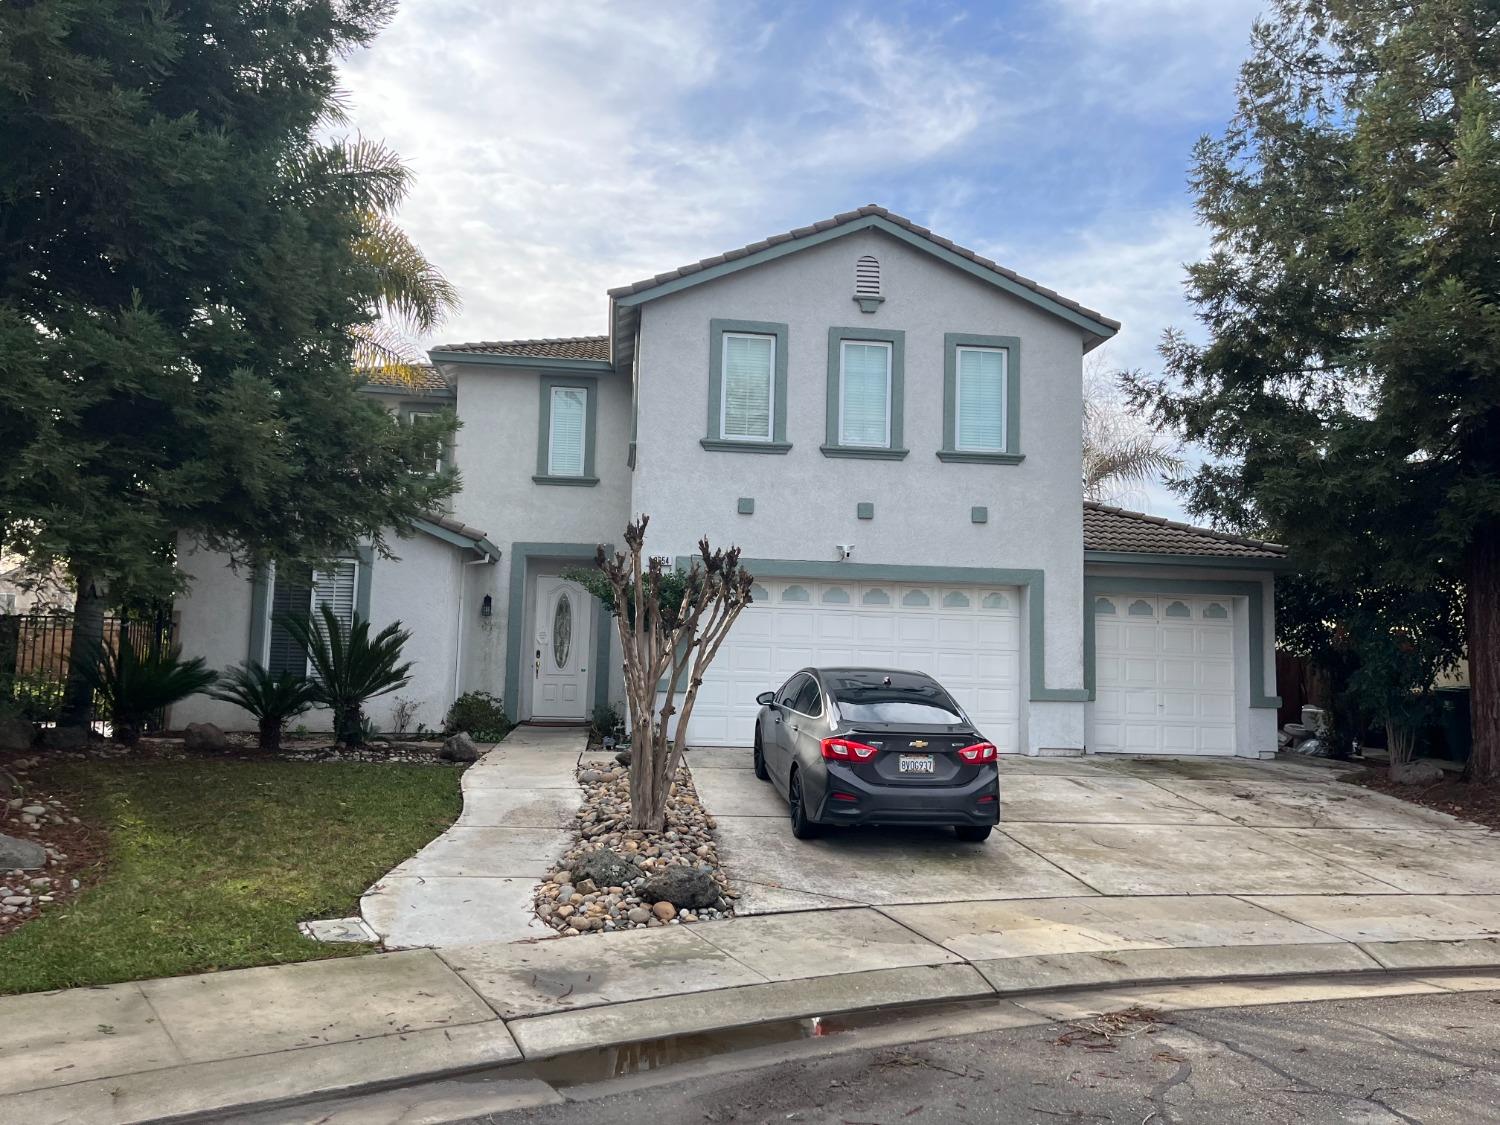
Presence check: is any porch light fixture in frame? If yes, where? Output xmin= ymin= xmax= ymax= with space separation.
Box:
xmin=480 ymin=594 xmax=493 ymax=617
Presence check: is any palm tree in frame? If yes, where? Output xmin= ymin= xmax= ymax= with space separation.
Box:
xmin=293 ymin=137 xmax=460 ymax=385
xmin=281 ymin=606 xmax=413 ymax=746
xmin=1082 ymin=360 xmax=1182 ymax=504
xmin=211 ymin=662 xmax=320 ymax=751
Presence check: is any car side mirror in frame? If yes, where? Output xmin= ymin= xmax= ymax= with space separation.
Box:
xmin=756 ymin=691 xmax=776 ymax=706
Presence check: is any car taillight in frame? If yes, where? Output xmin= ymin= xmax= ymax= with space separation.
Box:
xmin=957 ymin=742 xmax=997 ymax=763
xmin=821 ymin=737 xmax=879 ymax=761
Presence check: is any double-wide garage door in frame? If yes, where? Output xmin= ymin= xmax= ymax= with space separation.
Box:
xmin=686 ymin=578 xmax=1022 ymax=751
xmin=1091 ymin=594 xmax=1236 ymax=755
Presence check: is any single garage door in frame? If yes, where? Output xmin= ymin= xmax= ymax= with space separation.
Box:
xmin=1091 ymin=594 xmax=1236 ymax=755
xmin=684 ymin=578 xmax=1022 ymax=750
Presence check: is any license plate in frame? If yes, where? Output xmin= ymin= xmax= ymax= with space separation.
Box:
xmin=898 ymin=754 xmax=935 ymax=774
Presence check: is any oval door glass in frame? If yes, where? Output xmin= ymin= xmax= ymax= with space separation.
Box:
xmin=552 ymin=595 xmax=572 ymax=669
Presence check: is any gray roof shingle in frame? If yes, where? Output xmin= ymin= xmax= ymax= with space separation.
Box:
xmin=363 ymin=364 xmax=451 ymax=392
xmin=1083 ymin=501 xmax=1287 ymax=559
xmin=607 ymin=204 xmax=1120 ymax=332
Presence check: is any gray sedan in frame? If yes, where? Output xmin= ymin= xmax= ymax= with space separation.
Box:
xmin=752 ymin=667 xmax=999 ymax=842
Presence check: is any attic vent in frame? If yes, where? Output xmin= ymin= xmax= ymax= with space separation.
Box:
xmin=853 ymin=255 xmax=884 ymax=312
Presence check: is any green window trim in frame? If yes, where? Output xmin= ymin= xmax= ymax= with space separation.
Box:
xmin=822 ymin=327 xmax=908 ymax=460
xmin=535 ymin=375 xmax=600 ymax=486
xmin=939 ymin=333 xmax=1022 ymax=464
xmin=702 ymin=319 xmax=790 ymax=452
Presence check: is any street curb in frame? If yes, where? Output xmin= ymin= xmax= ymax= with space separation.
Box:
xmin=7 ymin=941 xmax=1500 ymax=1124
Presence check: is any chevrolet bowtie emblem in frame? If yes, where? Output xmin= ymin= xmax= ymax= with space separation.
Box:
xmin=910 ymin=740 xmax=929 ymax=748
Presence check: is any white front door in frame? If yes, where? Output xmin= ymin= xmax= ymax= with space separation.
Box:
xmin=1091 ymin=594 xmax=1237 ymax=755
xmin=531 ymin=575 xmax=593 ymax=720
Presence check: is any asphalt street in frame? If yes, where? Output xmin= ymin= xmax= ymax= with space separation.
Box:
xmin=476 ymin=989 xmax=1500 ymax=1125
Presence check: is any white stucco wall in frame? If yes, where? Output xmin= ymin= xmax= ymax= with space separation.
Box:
xmin=629 ymin=229 xmax=1092 ymax=749
xmin=439 ymin=364 xmax=632 ymax=718
xmin=172 ymin=532 xmax=474 ymax=735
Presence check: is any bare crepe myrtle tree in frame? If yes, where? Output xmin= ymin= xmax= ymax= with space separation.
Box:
xmin=591 ymin=517 xmax=753 ymax=832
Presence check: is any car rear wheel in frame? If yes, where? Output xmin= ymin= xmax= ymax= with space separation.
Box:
xmin=954 ymin=825 xmax=991 ymax=843
xmin=753 ymin=730 xmax=770 ymax=781
xmin=788 ymin=769 xmax=821 ymax=839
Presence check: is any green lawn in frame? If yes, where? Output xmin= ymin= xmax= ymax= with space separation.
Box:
xmin=0 ymin=758 xmax=462 ymax=994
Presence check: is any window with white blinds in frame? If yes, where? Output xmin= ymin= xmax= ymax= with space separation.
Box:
xmin=720 ymin=333 xmax=774 ymax=441
xmin=547 ymin=386 xmax=587 ymax=476
xmin=955 ymin=346 xmax=1007 ymax=452
xmin=266 ymin=559 xmax=357 ymax=677
xmin=839 ymin=341 xmax=892 ymax=447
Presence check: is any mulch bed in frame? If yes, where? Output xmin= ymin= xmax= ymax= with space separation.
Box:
xmin=1351 ymin=768 xmax=1500 ymax=832
xmin=0 ymin=753 xmax=108 ymax=940
xmin=133 ymin=734 xmax=456 ymax=767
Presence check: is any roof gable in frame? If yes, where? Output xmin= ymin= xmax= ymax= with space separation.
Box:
xmin=607 ymin=205 xmax=1118 ymax=370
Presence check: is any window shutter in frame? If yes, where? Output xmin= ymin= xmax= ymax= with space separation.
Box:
xmin=721 ymin=334 xmax=773 ymax=439
xmin=957 ymin=347 xmax=1006 ymax=451
xmin=548 ymin=387 xmax=587 ymax=475
xmin=840 ymin=342 xmax=890 ymax=446
xmin=267 ymin=564 xmax=313 ymax=676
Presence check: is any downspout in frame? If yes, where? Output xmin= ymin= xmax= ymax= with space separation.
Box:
xmin=453 ymin=550 xmax=497 ymax=709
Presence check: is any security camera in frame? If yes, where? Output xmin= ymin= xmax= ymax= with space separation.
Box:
xmin=836 ymin=544 xmax=854 ymax=560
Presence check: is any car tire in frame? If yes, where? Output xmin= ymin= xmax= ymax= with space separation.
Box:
xmin=954 ymin=825 xmax=992 ymax=843
xmin=753 ymin=730 xmax=770 ymax=781
xmin=788 ymin=769 xmax=821 ymax=839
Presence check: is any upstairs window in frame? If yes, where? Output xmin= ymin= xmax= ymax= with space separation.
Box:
xmin=548 ymin=387 xmax=587 ymax=476
xmin=720 ymin=332 xmax=774 ymax=441
xmin=954 ymin=346 xmax=1007 ymax=453
xmin=535 ymin=375 xmax=598 ymax=485
xmin=408 ymin=409 xmax=447 ymax=474
xmin=839 ymin=340 xmax=892 ymax=447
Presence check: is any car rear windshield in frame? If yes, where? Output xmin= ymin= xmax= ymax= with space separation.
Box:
xmin=829 ymin=677 xmax=965 ymax=724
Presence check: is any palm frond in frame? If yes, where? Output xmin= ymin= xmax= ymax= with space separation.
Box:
xmin=354 ymin=211 xmax=461 ymax=333
xmin=82 ymin=634 xmax=217 ymax=744
xmin=280 ymin=606 xmax=413 ymax=745
xmin=288 ymin=136 xmax=411 ymax=213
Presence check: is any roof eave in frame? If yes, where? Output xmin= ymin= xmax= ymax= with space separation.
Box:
xmin=1084 ymin=550 xmax=1294 ymax=571
xmin=412 ymin=517 xmax=501 ymax=562
xmin=427 ymin=348 xmax=616 ymax=375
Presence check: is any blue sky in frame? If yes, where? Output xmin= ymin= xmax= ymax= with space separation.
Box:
xmin=339 ymin=0 xmax=1269 ymax=518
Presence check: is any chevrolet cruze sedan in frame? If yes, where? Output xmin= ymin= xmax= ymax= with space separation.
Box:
xmin=753 ymin=667 xmax=1000 ymax=842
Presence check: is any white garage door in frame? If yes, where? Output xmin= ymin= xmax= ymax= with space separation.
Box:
xmin=1091 ymin=594 xmax=1236 ymax=755
xmin=685 ymin=578 xmax=1022 ymax=751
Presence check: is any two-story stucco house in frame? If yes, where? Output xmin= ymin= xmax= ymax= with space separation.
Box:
xmin=172 ymin=205 xmax=1288 ymax=756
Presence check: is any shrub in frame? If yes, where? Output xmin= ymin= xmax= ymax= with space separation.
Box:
xmin=281 ymin=606 xmax=413 ymax=747
xmin=210 ymin=662 xmax=319 ymax=751
xmin=3 ymin=670 xmax=66 ymax=722
xmin=443 ymin=690 xmax=510 ymax=742
xmin=82 ymin=634 xmax=217 ymax=745
xmin=590 ymin=701 xmax=625 ymax=743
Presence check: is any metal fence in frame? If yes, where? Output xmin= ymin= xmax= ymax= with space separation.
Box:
xmin=0 ymin=608 xmax=176 ymax=731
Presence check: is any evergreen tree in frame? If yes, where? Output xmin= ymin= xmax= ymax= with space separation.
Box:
xmin=0 ymin=1 xmax=459 ymax=731
xmin=1126 ymin=0 xmax=1500 ymax=778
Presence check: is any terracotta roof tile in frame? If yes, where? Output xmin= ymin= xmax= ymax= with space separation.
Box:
xmin=1083 ymin=501 xmax=1287 ymax=559
xmin=363 ymin=365 xmax=450 ymax=392
xmin=607 ymin=204 xmax=1120 ymax=332
xmin=433 ymin=335 xmax=610 ymax=361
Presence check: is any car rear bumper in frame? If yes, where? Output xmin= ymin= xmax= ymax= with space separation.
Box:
xmin=815 ymin=764 xmax=1000 ymax=827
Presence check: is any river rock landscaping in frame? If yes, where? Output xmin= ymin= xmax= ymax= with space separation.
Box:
xmin=534 ymin=756 xmax=737 ymax=935
xmin=0 ymin=755 xmax=92 ymax=940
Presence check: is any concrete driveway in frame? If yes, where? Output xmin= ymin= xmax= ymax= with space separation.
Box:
xmin=689 ymin=749 xmax=1500 ymax=923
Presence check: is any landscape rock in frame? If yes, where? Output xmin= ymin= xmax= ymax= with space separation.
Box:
xmin=0 ymin=834 xmax=46 ymax=871
xmin=636 ymin=865 xmax=721 ymax=910
xmin=38 ymin=726 xmax=88 ymax=751
xmin=439 ymin=732 xmax=480 ymax=762
xmin=572 ymin=847 xmax=638 ymax=888
xmin=652 ymin=900 xmax=677 ymax=921
xmin=614 ymin=750 xmax=632 ymax=767
xmin=184 ymin=722 xmax=228 ymax=753
xmin=1391 ymin=758 xmax=1446 ymax=785
xmin=0 ymin=715 xmax=34 ymax=752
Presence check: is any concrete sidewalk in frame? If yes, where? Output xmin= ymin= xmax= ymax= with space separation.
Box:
xmin=4 ymin=893 xmax=1500 ymax=1124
